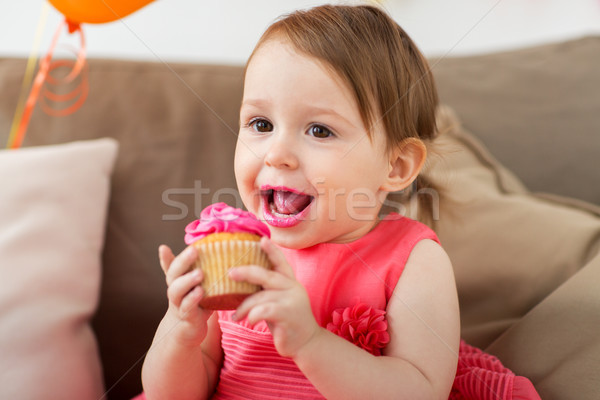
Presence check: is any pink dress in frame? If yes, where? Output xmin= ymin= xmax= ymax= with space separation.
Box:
xmin=134 ymin=214 xmax=540 ymax=400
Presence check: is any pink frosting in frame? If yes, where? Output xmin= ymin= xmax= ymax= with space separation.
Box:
xmin=184 ymin=202 xmax=270 ymax=244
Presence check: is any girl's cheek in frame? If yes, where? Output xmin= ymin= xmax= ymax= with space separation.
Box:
xmin=234 ymin=151 xmax=250 ymax=186
xmin=234 ymin=168 xmax=258 ymax=214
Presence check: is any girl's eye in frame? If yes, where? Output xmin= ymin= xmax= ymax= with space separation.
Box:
xmin=308 ymin=124 xmax=334 ymax=139
xmin=249 ymin=119 xmax=273 ymax=133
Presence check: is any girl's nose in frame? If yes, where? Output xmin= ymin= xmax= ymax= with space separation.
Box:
xmin=264 ymin=134 xmax=299 ymax=170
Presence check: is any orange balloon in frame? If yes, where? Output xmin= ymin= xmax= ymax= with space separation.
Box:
xmin=48 ymin=0 xmax=154 ymax=24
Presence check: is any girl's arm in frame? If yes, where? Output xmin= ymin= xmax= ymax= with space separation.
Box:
xmin=233 ymin=238 xmax=460 ymax=400
xmin=294 ymin=239 xmax=460 ymax=399
xmin=142 ymin=310 xmax=222 ymax=400
xmin=141 ymin=245 xmax=224 ymax=400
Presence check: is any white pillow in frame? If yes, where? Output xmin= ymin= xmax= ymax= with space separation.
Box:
xmin=0 ymin=138 xmax=118 ymax=399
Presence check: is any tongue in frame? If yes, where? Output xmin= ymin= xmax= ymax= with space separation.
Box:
xmin=273 ymin=191 xmax=311 ymax=215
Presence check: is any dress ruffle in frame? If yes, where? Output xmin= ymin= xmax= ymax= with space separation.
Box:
xmin=134 ymin=340 xmax=541 ymax=400
xmin=450 ymin=340 xmax=541 ymax=400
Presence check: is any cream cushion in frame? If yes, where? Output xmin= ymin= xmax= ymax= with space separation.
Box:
xmin=429 ymin=106 xmax=600 ymax=348
xmin=0 ymin=138 xmax=118 ymax=399
xmin=422 ymin=107 xmax=600 ymax=399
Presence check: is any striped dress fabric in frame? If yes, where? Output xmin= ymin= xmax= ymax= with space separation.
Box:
xmin=213 ymin=316 xmax=323 ymax=399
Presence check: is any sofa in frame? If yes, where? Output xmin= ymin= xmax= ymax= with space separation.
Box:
xmin=1 ymin=36 xmax=599 ymax=400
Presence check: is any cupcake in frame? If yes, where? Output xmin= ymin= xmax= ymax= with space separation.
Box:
xmin=184 ymin=202 xmax=272 ymax=310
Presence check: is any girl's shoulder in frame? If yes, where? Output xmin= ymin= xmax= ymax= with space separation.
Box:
xmin=379 ymin=213 xmax=439 ymax=243
xmin=368 ymin=214 xmax=440 ymax=257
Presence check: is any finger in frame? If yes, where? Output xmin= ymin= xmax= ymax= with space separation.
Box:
xmin=261 ymin=237 xmax=295 ymax=278
xmin=166 ymin=246 xmax=198 ymax=286
xmin=229 ymin=265 xmax=291 ymax=290
xmin=179 ymin=286 xmax=204 ymax=317
xmin=233 ymin=289 xmax=273 ymax=321
xmin=246 ymin=302 xmax=279 ymax=326
xmin=158 ymin=245 xmax=175 ymax=275
xmin=167 ymin=269 xmax=203 ymax=307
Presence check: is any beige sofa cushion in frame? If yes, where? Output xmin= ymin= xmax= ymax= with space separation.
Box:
xmin=429 ymin=107 xmax=600 ymax=399
xmin=0 ymin=138 xmax=117 ymax=400
xmin=433 ymin=36 xmax=600 ymax=205
xmin=431 ymin=106 xmax=600 ymax=346
xmin=487 ymin=251 xmax=600 ymax=400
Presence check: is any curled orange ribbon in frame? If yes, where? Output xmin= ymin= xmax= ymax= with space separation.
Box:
xmin=7 ymin=18 xmax=88 ymax=149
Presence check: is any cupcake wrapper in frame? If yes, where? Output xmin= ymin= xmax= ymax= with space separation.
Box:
xmin=193 ymin=239 xmax=271 ymax=301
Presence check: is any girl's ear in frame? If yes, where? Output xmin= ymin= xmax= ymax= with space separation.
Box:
xmin=381 ymin=138 xmax=427 ymax=192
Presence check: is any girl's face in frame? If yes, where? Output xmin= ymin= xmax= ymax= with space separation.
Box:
xmin=235 ymin=39 xmax=393 ymax=249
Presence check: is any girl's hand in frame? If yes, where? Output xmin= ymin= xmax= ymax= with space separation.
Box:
xmin=159 ymin=244 xmax=213 ymax=346
xmin=229 ymin=237 xmax=320 ymax=358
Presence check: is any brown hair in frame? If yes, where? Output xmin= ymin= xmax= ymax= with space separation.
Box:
xmin=248 ymin=5 xmax=441 ymax=226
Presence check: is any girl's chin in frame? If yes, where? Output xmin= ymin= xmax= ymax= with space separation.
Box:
xmin=268 ymin=229 xmax=311 ymax=250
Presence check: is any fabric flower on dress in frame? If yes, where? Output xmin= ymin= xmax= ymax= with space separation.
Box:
xmin=326 ymin=302 xmax=390 ymax=356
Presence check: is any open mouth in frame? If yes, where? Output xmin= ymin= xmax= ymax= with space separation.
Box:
xmin=260 ymin=186 xmax=314 ymax=227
